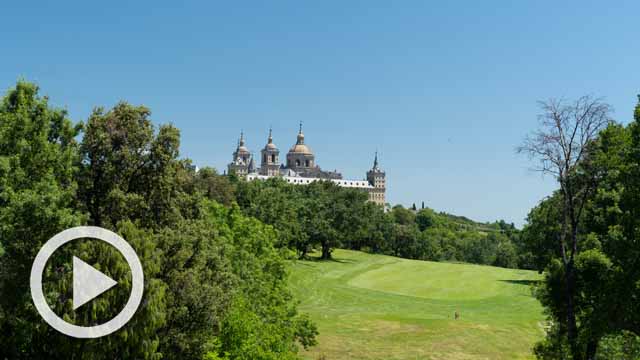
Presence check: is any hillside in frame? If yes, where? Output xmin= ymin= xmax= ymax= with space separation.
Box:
xmin=430 ymin=208 xmax=516 ymax=233
xmin=289 ymin=249 xmax=544 ymax=360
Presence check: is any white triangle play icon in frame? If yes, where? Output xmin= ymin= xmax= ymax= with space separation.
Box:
xmin=73 ymin=256 xmax=118 ymax=310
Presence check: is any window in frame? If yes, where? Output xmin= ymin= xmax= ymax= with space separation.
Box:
xmin=296 ymin=159 xmax=300 ymax=167
xmin=305 ymin=160 xmax=310 ymax=167
xmin=271 ymin=154 xmax=275 ymax=162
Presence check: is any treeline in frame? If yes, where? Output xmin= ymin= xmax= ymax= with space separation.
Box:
xmin=386 ymin=206 xmax=523 ymax=268
xmin=0 ymin=82 xmax=317 ymax=360
xmin=225 ymin=174 xmax=529 ymax=269
xmin=518 ymin=96 xmax=640 ymax=359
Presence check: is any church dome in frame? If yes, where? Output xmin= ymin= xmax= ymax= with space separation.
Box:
xmin=288 ymin=124 xmax=313 ymax=155
xmin=264 ymin=128 xmax=278 ymax=150
xmin=288 ymin=143 xmax=313 ymax=154
xmin=235 ymin=131 xmax=250 ymax=155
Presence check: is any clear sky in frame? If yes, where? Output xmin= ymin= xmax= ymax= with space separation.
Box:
xmin=2 ymin=1 xmax=639 ymax=226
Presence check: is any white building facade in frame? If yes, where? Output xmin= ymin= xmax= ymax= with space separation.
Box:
xmin=228 ymin=125 xmax=386 ymax=206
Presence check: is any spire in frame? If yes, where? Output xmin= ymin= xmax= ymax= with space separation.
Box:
xmin=239 ymin=130 xmax=245 ymax=146
xmin=372 ymin=151 xmax=379 ymax=170
xmin=248 ymin=153 xmax=256 ymax=173
xmin=296 ymin=122 xmax=305 ymax=145
xmin=263 ymin=127 xmax=278 ymax=152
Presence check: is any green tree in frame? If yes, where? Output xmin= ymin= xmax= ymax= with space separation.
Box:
xmin=203 ymin=201 xmax=318 ymax=359
xmin=519 ymin=96 xmax=612 ymax=360
xmin=596 ymin=331 xmax=640 ymax=360
xmin=519 ymin=195 xmax=563 ymax=272
xmin=493 ymin=239 xmax=518 ymax=269
xmin=416 ymin=208 xmax=436 ymax=231
xmin=193 ymin=167 xmax=236 ymax=206
xmin=390 ymin=205 xmax=416 ymax=225
xmin=235 ymin=177 xmax=305 ymax=255
xmin=0 ymin=82 xmax=86 ymax=358
xmin=524 ymin=98 xmax=640 ymax=360
xmin=330 ymin=187 xmax=372 ymax=252
xmin=300 ymin=182 xmax=339 ymax=260
xmin=389 ymin=223 xmax=420 ymax=258
xmin=78 ymin=102 xmax=196 ymax=229
xmin=464 ymin=233 xmax=498 ymax=265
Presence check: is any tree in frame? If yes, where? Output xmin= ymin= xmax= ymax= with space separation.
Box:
xmin=520 ymin=194 xmax=564 ymax=272
xmin=78 ymin=102 xmax=196 ymax=230
xmin=199 ymin=200 xmax=317 ymax=359
xmin=235 ymin=177 xmax=306 ymax=255
xmin=417 ymin=230 xmax=441 ymax=261
xmin=360 ymin=206 xmax=393 ymax=254
xmin=300 ymin=182 xmax=340 ymax=260
xmin=330 ymin=187 xmax=372 ymax=252
xmin=518 ymin=96 xmax=612 ymax=359
xmin=0 ymin=82 xmax=86 ymax=358
xmin=193 ymin=167 xmax=236 ymax=206
xmin=416 ymin=208 xmax=436 ymax=231
xmin=596 ymin=331 xmax=640 ymax=360
xmin=583 ymin=100 xmax=640 ymax=356
xmin=390 ymin=205 xmax=415 ymax=225
xmin=525 ymin=114 xmax=640 ymax=359
xmin=388 ymin=223 xmax=420 ymax=258
xmin=493 ymin=239 xmax=518 ymax=269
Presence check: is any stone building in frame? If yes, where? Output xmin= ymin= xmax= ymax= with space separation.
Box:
xmin=228 ymin=125 xmax=386 ymax=206
xmin=260 ymin=128 xmax=280 ymax=177
xmin=227 ymin=131 xmax=251 ymax=177
xmin=366 ymin=152 xmax=386 ymax=206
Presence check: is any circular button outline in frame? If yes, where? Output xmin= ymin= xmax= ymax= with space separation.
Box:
xmin=30 ymin=226 xmax=144 ymax=338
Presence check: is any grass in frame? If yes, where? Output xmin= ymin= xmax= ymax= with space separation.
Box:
xmin=289 ymin=249 xmax=545 ymax=360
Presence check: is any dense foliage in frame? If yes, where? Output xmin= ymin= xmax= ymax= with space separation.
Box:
xmin=522 ymin=97 xmax=640 ymax=359
xmin=0 ymin=82 xmax=316 ymax=359
xmin=234 ymin=176 xmax=524 ymax=269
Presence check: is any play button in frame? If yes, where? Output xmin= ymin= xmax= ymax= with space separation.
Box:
xmin=30 ymin=226 xmax=144 ymax=338
xmin=73 ymin=256 xmax=118 ymax=310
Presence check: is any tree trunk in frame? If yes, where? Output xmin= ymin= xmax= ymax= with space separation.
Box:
xmin=560 ymin=186 xmax=582 ymax=360
xmin=585 ymin=339 xmax=598 ymax=360
xmin=565 ymin=261 xmax=581 ymax=360
xmin=321 ymin=241 xmax=331 ymax=260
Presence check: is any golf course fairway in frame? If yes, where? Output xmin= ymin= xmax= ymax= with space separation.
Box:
xmin=289 ymin=249 xmax=545 ymax=360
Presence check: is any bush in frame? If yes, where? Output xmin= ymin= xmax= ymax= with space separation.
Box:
xmin=596 ymin=331 xmax=640 ymax=360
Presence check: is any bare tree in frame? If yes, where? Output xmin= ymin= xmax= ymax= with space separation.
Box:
xmin=518 ymin=95 xmax=612 ymax=360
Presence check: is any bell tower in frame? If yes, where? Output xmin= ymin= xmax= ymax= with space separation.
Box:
xmin=227 ymin=131 xmax=251 ymax=176
xmin=286 ymin=122 xmax=315 ymax=174
xmin=366 ymin=151 xmax=386 ymax=206
xmin=260 ymin=128 xmax=280 ymax=176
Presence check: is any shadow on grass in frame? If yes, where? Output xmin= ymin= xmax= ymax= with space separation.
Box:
xmin=499 ymin=279 xmax=540 ymax=286
xmin=303 ymin=255 xmax=357 ymax=264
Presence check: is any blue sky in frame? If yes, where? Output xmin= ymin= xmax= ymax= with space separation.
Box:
xmin=2 ymin=1 xmax=639 ymax=226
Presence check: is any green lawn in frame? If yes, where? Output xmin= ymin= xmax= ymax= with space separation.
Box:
xmin=289 ymin=249 xmax=545 ymax=360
